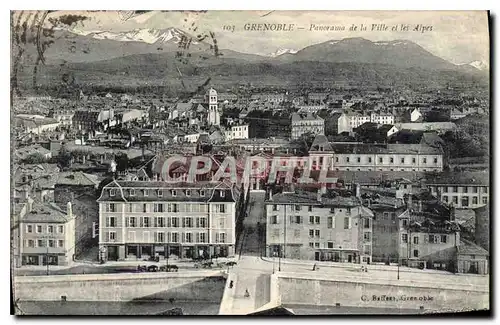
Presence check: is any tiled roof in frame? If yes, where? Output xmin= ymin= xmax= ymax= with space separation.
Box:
xmin=458 ymin=239 xmax=489 ymax=256
xmin=20 ymin=202 xmax=71 ymax=223
xmin=267 ymin=190 xmax=362 ymax=208
xmin=56 ymin=172 xmax=99 ymax=187
xmin=424 ymin=171 xmax=489 ymax=186
xmin=330 ymin=143 xmax=442 ymax=155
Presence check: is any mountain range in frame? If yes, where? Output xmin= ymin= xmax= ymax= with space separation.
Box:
xmin=13 ymin=27 xmax=488 ymax=92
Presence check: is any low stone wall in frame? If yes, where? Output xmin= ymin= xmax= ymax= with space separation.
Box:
xmin=14 ymin=271 xmax=226 ymax=302
xmin=277 ymin=274 xmax=489 ymax=312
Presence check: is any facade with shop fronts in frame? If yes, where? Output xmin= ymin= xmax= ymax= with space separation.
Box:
xmin=19 ymin=201 xmax=76 ymax=266
xmin=97 ymin=180 xmax=238 ymax=262
xmin=264 ymin=188 xmax=374 ymax=264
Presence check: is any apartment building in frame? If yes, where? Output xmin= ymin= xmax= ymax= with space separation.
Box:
xmin=330 ymin=143 xmax=443 ymax=172
xmin=264 ymin=189 xmax=374 ymax=264
xmin=337 ymin=112 xmax=395 ymax=134
xmin=97 ymin=181 xmax=239 ymax=261
xmin=291 ymin=113 xmax=325 ymax=140
xmin=225 ymin=124 xmax=249 ymax=141
xmin=425 ymin=172 xmax=489 ymax=209
xmin=19 ymin=201 xmax=76 ymax=266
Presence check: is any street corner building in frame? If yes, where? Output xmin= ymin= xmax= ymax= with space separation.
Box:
xmin=264 ymin=187 xmax=374 ymax=263
xmin=96 ymin=180 xmax=240 ymax=262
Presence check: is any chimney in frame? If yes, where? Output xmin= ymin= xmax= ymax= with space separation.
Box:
xmin=317 ymin=189 xmax=322 ymax=202
xmin=67 ymin=202 xmax=73 ymax=218
xmin=27 ymin=197 xmax=34 ymax=212
xmin=321 ymin=183 xmax=327 ymax=194
xmin=82 ymin=154 xmax=86 ymax=164
xmin=418 ymin=200 xmax=423 ymax=212
xmin=355 ymin=183 xmax=361 ymax=198
xmin=268 ymin=189 xmax=273 ymax=201
xmin=407 ymin=194 xmax=413 ymax=210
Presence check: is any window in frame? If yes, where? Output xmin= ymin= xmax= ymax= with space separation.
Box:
xmin=171 ymin=233 xmax=179 ymax=243
xmin=130 ymin=189 xmax=135 ymax=196
xmin=308 ymin=206 xmax=313 ymax=212
xmin=403 ymin=219 xmax=408 ymax=227
xmin=344 ymin=217 xmax=350 ymax=229
xmin=413 ymin=236 xmax=419 ymax=244
xmin=390 ymin=158 xmax=394 ymax=163
xmin=379 ymin=157 xmax=383 ymax=163
xmin=172 ymin=190 xmax=177 ymax=197
xmin=357 ymin=157 xmax=361 ymax=163
xmin=429 ymin=235 xmax=436 ymax=243
xmin=315 ymin=216 xmax=320 ymax=224
xmin=413 ymin=250 xmax=419 ymax=258
xmin=309 ymin=242 xmax=314 ymax=248
xmin=463 ymin=186 xmax=468 ymax=193
xmin=48 ymin=240 xmax=55 ymax=247
xmin=141 ymin=217 xmax=150 ymax=228
xmin=295 ymin=206 xmax=301 ymax=212
xmin=183 ymin=217 xmax=193 ymax=228
xmin=473 ymin=187 xmax=478 ymax=193
xmin=452 ymin=186 xmax=458 ymax=193
xmin=482 ymin=197 xmax=488 ymax=204
xmin=346 ymin=207 xmax=351 ymax=215
xmin=484 ymin=187 xmax=488 ymax=194
xmin=199 ymin=217 xmax=207 ymax=228
xmin=171 ymin=217 xmax=179 ymax=228
xmin=216 ymin=204 xmax=226 ymax=213
xmin=110 ymin=189 xmax=116 ymax=196
xmin=335 ymin=157 xmax=339 ymax=163
xmin=158 ymin=189 xmax=163 ymax=197
xmin=58 ymin=240 xmax=64 ymax=247
xmin=368 ymin=157 xmax=372 ymax=163
xmin=412 ymin=157 xmax=416 ymax=164
xmin=27 ymin=225 xmax=33 ymax=233
xmin=327 ymin=216 xmax=334 ymax=229
xmin=199 ymin=233 xmax=207 ymax=243
xmin=143 ymin=204 xmax=147 ymax=213
xmin=314 ymin=243 xmax=320 ymax=248
xmin=270 ymin=215 xmax=277 ymax=224
xmin=462 ymin=197 xmax=469 ymax=207
xmin=452 ymin=196 xmax=458 ymax=204
xmin=434 ymin=157 xmax=438 ymax=164
xmin=106 ymin=217 xmax=116 ymax=228
xmin=472 ymin=197 xmax=478 ymax=205
xmin=363 ymin=232 xmax=371 ymax=241
xmin=346 ymin=157 xmax=350 ymax=163
xmin=37 ymin=239 xmax=44 ymax=247
xmin=423 ymin=158 xmax=427 ymax=164
xmin=48 ymin=225 xmax=54 ymax=233
xmin=154 ymin=203 xmax=164 ymax=213
xmin=185 ymin=233 xmax=193 ymax=243
xmin=217 ymin=233 xmax=226 ymax=243
xmin=401 ymin=158 xmax=405 ymax=163
xmin=128 ymin=217 xmax=136 ymax=227
xmin=443 ymin=186 xmax=448 ymax=193
xmin=441 ymin=235 xmax=447 ymax=243
xmin=272 ymin=205 xmax=279 ymax=211
xmin=220 ymin=191 xmax=225 ymax=198
xmin=155 ymin=232 xmax=165 ymax=243
xmin=363 ymin=218 xmax=370 ymax=229
xmin=36 ymin=225 xmax=42 ymax=233
xmin=58 ymin=225 xmax=64 ymax=233
xmin=107 ymin=203 xmax=116 ymax=212
xmin=309 ymin=229 xmax=314 ymax=238
xmin=155 ymin=217 xmax=165 ymax=228
xmin=442 ymin=196 xmax=448 ymax=203
xmin=185 ymin=190 xmax=191 ymax=197
xmin=402 ymin=234 xmax=408 ymax=243
xmin=315 ymin=230 xmax=320 ymax=237
xmin=309 ymin=216 xmax=314 ymax=224
xmin=327 ymin=242 xmax=334 ymax=249
xmin=200 ymin=190 xmax=205 ymax=196
xmin=143 ymin=189 xmax=149 ymax=197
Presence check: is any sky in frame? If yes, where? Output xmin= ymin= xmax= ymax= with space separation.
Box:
xmin=44 ymin=10 xmax=490 ymax=64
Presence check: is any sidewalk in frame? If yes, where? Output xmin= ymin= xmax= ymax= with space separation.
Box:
xmin=260 ymin=256 xmax=459 ymax=276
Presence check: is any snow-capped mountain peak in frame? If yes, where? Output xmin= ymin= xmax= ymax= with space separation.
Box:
xmin=468 ymin=60 xmax=489 ymax=71
xmin=69 ymin=27 xmax=197 ymax=45
xmin=269 ymin=48 xmax=298 ymax=57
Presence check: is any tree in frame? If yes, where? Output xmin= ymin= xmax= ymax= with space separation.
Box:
xmin=57 ymin=144 xmax=72 ymax=169
xmin=22 ymin=153 xmax=47 ymax=164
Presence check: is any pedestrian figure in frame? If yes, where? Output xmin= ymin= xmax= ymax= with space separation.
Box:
xmin=312 ymin=263 xmax=317 ymax=271
xmin=229 ymin=280 xmax=234 ymax=288
xmin=244 ymin=289 xmax=250 ymax=298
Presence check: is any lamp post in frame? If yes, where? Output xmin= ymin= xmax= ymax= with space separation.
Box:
xmin=397 ymin=258 xmax=400 ymax=280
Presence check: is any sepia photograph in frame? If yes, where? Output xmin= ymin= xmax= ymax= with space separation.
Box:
xmin=9 ymin=9 xmax=491 ymax=316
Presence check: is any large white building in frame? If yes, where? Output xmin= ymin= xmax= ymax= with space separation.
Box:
xmin=291 ymin=113 xmax=325 ymax=140
xmin=97 ymin=180 xmax=239 ymax=261
xmin=225 ymin=124 xmax=249 ymax=141
xmin=337 ymin=112 xmax=395 ymax=134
